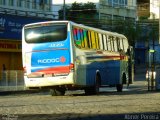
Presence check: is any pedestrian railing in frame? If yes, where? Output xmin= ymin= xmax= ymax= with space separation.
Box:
xmin=0 ymin=70 xmax=26 ymax=91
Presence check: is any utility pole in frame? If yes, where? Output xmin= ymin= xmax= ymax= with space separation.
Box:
xmin=63 ymin=0 xmax=66 ymax=20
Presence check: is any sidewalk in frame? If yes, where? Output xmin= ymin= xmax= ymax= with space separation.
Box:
xmin=134 ymin=64 xmax=146 ymax=83
xmin=134 ymin=64 xmax=147 ymax=75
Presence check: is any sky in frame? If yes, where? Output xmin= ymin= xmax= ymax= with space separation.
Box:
xmin=52 ymin=0 xmax=99 ymax=4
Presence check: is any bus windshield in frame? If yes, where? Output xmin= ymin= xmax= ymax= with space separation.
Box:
xmin=24 ymin=23 xmax=67 ymax=43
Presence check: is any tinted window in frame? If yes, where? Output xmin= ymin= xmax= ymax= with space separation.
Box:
xmin=25 ymin=23 xmax=67 ymax=43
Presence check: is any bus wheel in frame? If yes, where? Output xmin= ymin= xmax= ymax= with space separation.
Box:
xmin=50 ymin=88 xmax=65 ymax=96
xmin=85 ymin=74 xmax=100 ymax=95
xmin=116 ymin=84 xmax=123 ymax=92
xmin=94 ymin=74 xmax=101 ymax=94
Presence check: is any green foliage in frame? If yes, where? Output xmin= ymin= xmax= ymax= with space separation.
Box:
xmin=58 ymin=2 xmax=97 ymax=22
xmin=111 ymin=19 xmax=142 ymax=46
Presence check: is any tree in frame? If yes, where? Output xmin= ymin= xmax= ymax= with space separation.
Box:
xmin=58 ymin=2 xmax=97 ymax=24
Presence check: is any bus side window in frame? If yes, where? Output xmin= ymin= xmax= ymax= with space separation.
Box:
xmin=119 ymin=38 xmax=124 ymax=51
xmin=87 ymin=31 xmax=92 ymax=49
xmin=106 ymin=35 xmax=109 ymax=50
xmin=73 ymin=28 xmax=77 ymax=41
xmin=103 ymin=35 xmax=107 ymax=50
xmin=73 ymin=28 xmax=81 ymax=47
xmin=77 ymin=29 xmax=82 ymax=47
xmin=107 ymin=35 xmax=111 ymax=51
xmin=98 ymin=33 xmax=103 ymax=50
xmin=108 ymin=36 xmax=113 ymax=51
xmin=83 ymin=29 xmax=89 ymax=49
xmin=95 ymin=32 xmax=100 ymax=49
xmin=113 ymin=37 xmax=118 ymax=52
xmin=91 ymin=31 xmax=96 ymax=49
xmin=116 ymin=37 xmax=120 ymax=51
xmin=123 ymin=38 xmax=129 ymax=52
xmin=111 ymin=36 xmax=115 ymax=52
xmin=80 ymin=29 xmax=85 ymax=48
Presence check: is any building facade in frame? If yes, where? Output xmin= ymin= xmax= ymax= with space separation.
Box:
xmin=137 ymin=0 xmax=150 ymax=19
xmin=99 ymin=0 xmax=137 ymax=20
xmin=150 ymin=0 xmax=159 ymax=19
xmin=0 ymin=0 xmax=53 ymax=71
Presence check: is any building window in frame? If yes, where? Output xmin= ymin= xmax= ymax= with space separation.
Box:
xmin=113 ymin=0 xmax=118 ymax=7
xmin=8 ymin=0 xmax=14 ymax=6
xmin=25 ymin=0 xmax=30 ymax=8
xmin=17 ymin=0 xmax=22 ymax=7
xmin=119 ymin=0 xmax=125 ymax=6
xmin=107 ymin=0 xmax=128 ymax=7
xmin=0 ymin=0 xmax=5 ymax=5
xmin=39 ymin=0 xmax=44 ymax=9
xmin=32 ymin=0 xmax=37 ymax=9
xmin=113 ymin=15 xmax=124 ymax=20
xmin=107 ymin=0 xmax=112 ymax=6
xmin=125 ymin=0 xmax=127 ymax=5
xmin=39 ymin=0 xmax=51 ymax=11
xmin=46 ymin=0 xmax=51 ymax=11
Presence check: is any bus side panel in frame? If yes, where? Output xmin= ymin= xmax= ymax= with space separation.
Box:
xmin=120 ymin=60 xmax=129 ymax=83
xmin=75 ymin=64 xmax=88 ymax=85
xmin=84 ymin=60 xmax=121 ymax=86
xmin=103 ymin=61 xmax=121 ymax=85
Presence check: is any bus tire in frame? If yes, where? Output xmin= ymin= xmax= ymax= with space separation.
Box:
xmin=50 ymin=88 xmax=65 ymax=96
xmin=85 ymin=74 xmax=101 ymax=95
xmin=85 ymin=87 xmax=94 ymax=95
xmin=94 ymin=74 xmax=101 ymax=94
xmin=116 ymin=84 xmax=123 ymax=92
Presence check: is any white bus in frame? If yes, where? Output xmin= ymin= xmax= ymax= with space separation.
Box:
xmin=22 ymin=21 xmax=134 ymax=95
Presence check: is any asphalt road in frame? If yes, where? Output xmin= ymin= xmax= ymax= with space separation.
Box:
xmin=0 ymin=65 xmax=160 ymax=120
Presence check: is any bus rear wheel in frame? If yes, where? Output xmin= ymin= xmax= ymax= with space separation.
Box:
xmin=50 ymin=88 xmax=65 ymax=96
xmin=116 ymin=84 xmax=123 ymax=92
xmin=85 ymin=74 xmax=100 ymax=95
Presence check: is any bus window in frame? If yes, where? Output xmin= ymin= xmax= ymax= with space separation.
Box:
xmin=116 ymin=37 xmax=120 ymax=51
xmin=105 ymin=35 xmax=109 ymax=50
xmin=77 ymin=29 xmax=82 ymax=47
xmin=108 ymin=36 xmax=113 ymax=51
xmin=87 ymin=31 xmax=92 ymax=48
xmin=91 ymin=31 xmax=96 ymax=49
xmin=80 ymin=29 xmax=85 ymax=48
xmin=113 ymin=37 xmax=118 ymax=52
xmin=107 ymin=35 xmax=111 ymax=51
xmin=123 ymin=38 xmax=129 ymax=52
xmin=119 ymin=38 xmax=124 ymax=51
xmin=73 ymin=28 xmax=81 ymax=47
xmin=83 ymin=30 xmax=89 ymax=48
xmin=95 ymin=32 xmax=100 ymax=49
xmin=98 ymin=33 xmax=103 ymax=50
xmin=73 ymin=28 xmax=77 ymax=41
xmin=111 ymin=36 xmax=115 ymax=52
xmin=103 ymin=35 xmax=107 ymax=50
xmin=25 ymin=24 xmax=67 ymax=43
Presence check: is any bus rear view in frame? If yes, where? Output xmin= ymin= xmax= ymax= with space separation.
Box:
xmin=22 ymin=21 xmax=74 ymax=95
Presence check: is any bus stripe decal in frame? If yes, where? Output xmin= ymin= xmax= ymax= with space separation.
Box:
xmin=36 ymin=66 xmax=70 ymax=73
